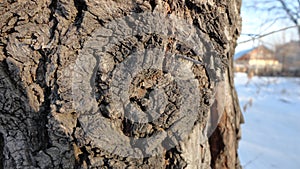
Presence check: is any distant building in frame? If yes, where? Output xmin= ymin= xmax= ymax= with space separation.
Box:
xmin=275 ymin=41 xmax=300 ymax=76
xmin=234 ymin=45 xmax=282 ymax=75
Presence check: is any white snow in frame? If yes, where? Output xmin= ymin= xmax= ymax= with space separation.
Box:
xmin=234 ymin=73 xmax=300 ymax=169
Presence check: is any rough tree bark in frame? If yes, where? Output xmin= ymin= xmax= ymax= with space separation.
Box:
xmin=0 ymin=0 xmax=243 ymax=169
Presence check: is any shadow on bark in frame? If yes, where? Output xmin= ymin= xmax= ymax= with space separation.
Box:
xmin=0 ymin=60 xmax=54 ymax=168
xmin=0 ymin=133 xmax=3 ymax=169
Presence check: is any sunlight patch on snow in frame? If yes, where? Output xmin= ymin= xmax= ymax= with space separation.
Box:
xmin=235 ymin=73 xmax=300 ymax=169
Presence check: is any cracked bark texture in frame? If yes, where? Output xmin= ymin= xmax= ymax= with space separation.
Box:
xmin=0 ymin=0 xmax=243 ymax=169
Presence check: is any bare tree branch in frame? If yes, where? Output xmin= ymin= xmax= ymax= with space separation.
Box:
xmin=277 ymin=0 xmax=298 ymax=24
xmin=245 ymin=0 xmax=300 ymax=40
xmin=238 ymin=25 xmax=299 ymax=44
xmin=259 ymin=16 xmax=288 ymax=33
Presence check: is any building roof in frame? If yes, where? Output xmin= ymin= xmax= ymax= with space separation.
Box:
xmin=276 ymin=41 xmax=300 ymax=58
xmin=234 ymin=48 xmax=253 ymax=60
xmin=235 ymin=45 xmax=276 ymax=61
xmin=275 ymin=41 xmax=300 ymax=70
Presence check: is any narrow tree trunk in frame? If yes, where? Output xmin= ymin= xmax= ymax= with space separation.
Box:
xmin=0 ymin=0 xmax=243 ymax=168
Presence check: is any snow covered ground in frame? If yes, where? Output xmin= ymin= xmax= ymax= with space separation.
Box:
xmin=234 ymin=73 xmax=300 ymax=169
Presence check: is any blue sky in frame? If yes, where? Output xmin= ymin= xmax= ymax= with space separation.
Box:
xmin=235 ymin=0 xmax=299 ymax=53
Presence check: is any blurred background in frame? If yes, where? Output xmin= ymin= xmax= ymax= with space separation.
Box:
xmin=234 ymin=0 xmax=300 ymax=168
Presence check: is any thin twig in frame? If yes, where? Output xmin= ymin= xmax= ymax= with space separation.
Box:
xmin=243 ymin=153 xmax=263 ymax=169
xmin=238 ymin=25 xmax=299 ymax=44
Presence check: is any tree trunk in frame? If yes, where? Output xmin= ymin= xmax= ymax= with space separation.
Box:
xmin=0 ymin=0 xmax=243 ymax=168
